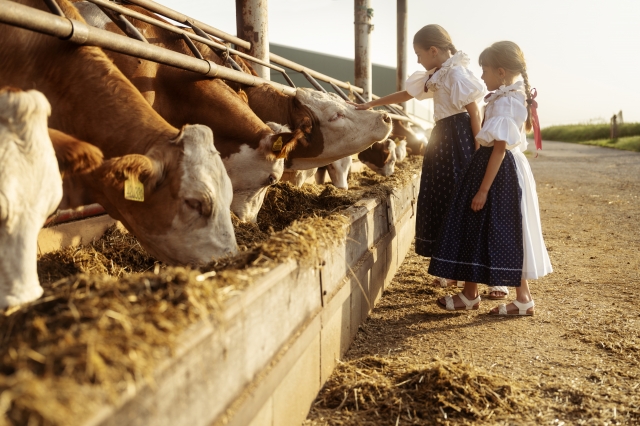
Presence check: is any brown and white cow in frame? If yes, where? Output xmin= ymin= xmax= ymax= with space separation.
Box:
xmin=392 ymin=120 xmax=427 ymax=156
xmin=393 ymin=136 xmax=408 ymax=163
xmin=315 ymin=156 xmax=352 ymax=190
xmin=0 ymin=88 xmax=96 ymax=308
xmin=358 ymin=139 xmax=397 ymax=177
xmin=0 ymin=0 xmax=237 ymax=265
xmin=74 ymin=2 xmax=303 ymax=222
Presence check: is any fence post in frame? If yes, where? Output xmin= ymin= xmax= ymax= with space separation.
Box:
xmin=610 ymin=114 xmax=618 ymax=140
xmin=355 ymin=0 xmax=372 ymax=101
xmin=236 ymin=0 xmax=269 ymax=80
xmin=396 ymin=0 xmax=407 ymax=110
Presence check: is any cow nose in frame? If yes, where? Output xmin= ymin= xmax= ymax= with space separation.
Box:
xmin=381 ymin=113 xmax=391 ymax=124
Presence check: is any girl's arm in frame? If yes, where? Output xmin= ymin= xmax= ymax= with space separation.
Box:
xmin=465 ymin=102 xmax=482 ymax=150
xmin=471 ymin=141 xmax=506 ymax=212
xmin=348 ymin=90 xmax=414 ymax=110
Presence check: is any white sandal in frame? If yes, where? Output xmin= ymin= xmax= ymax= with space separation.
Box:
xmin=437 ymin=292 xmax=480 ymax=311
xmin=486 ymin=286 xmax=509 ymax=300
xmin=491 ymin=299 xmax=535 ymax=316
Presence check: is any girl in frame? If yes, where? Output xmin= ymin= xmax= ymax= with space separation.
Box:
xmin=351 ymin=24 xmax=485 ymax=288
xmin=429 ymin=41 xmax=553 ymax=315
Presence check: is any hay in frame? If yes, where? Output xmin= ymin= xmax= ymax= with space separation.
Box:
xmin=0 ymin=156 xmax=423 ymax=425
xmin=308 ymin=356 xmax=540 ymax=425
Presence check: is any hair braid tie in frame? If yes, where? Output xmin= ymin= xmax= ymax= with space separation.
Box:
xmin=527 ymin=88 xmax=542 ymax=154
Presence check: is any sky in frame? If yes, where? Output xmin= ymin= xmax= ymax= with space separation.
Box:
xmin=158 ymin=0 xmax=640 ymax=126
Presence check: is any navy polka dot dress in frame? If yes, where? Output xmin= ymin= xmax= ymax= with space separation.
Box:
xmin=414 ymin=112 xmax=476 ymax=257
xmin=428 ymin=146 xmax=524 ymax=286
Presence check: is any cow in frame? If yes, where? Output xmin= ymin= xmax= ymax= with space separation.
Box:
xmin=74 ymin=2 xmax=304 ymax=222
xmin=0 ymin=0 xmax=237 ymax=266
xmin=392 ymin=120 xmax=427 ymax=156
xmin=315 ymin=156 xmax=352 ymax=190
xmin=0 ymin=87 xmax=102 ymax=309
xmin=358 ymin=139 xmax=397 ymax=177
xmin=394 ymin=136 xmax=408 ymax=162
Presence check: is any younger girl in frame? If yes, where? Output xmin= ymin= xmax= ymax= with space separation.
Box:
xmin=351 ymin=25 xmax=485 ymax=287
xmin=429 ymin=41 xmax=553 ymax=315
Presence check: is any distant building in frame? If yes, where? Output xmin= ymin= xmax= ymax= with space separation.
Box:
xmin=270 ymin=43 xmax=433 ymax=127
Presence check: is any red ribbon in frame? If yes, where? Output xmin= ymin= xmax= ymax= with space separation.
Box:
xmin=529 ymin=88 xmax=542 ymax=152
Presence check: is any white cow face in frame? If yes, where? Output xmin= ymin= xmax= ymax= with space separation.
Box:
xmin=0 ymin=89 xmax=63 ymax=310
xmin=326 ymin=156 xmax=352 ymax=189
xmin=287 ymin=89 xmax=392 ymax=170
xmin=95 ymin=125 xmax=238 ymax=266
xmin=394 ymin=138 xmax=408 ymax=163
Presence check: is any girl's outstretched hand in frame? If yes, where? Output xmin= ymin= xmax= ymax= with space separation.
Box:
xmin=471 ymin=190 xmax=488 ymax=212
xmin=347 ymin=101 xmax=372 ymax=110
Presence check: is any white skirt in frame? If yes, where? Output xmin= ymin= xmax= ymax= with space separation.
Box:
xmin=512 ymin=147 xmax=553 ymax=279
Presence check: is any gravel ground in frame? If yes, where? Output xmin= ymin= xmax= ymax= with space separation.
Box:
xmin=306 ymin=141 xmax=640 ymax=425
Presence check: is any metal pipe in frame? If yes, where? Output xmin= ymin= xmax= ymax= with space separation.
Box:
xmin=87 ymin=0 xmax=285 ymax=73
xmin=0 ymin=0 xmax=296 ymax=95
xmin=281 ymin=71 xmax=296 ymax=88
xmin=121 ymin=0 xmax=367 ymax=95
xmin=182 ymin=33 xmax=203 ymax=59
xmin=42 ymin=0 xmax=64 ymax=17
xmin=123 ymin=0 xmax=250 ymax=49
xmin=301 ymin=70 xmax=327 ymax=93
xmin=354 ymin=0 xmax=372 ymax=101
xmin=396 ymin=0 xmax=407 ymax=110
xmin=236 ymin=0 xmax=270 ymax=80
xmin=329 ymin=81 xmax=350 ymax=101
xmin=98 ymin=6 xmax=148 ymax=43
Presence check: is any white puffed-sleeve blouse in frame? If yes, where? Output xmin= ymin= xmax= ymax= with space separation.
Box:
xmin=405 ymin=51 xmax=485 ymax=122
xmin=476 ymin=81 xmax=528 ymax=151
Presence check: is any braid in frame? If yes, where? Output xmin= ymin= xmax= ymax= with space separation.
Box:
xmin=521 ymin=68 xmax=533 ymax=132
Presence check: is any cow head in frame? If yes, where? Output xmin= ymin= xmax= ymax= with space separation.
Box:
xmin=285 ymin=89 xmax=392 ymax=169
xmin=393 ymin=137 xmax=408 ymax=163
xmin=326 ymin=156 xmax=352 ymax=189
xmin=223 ymin=122 xmax=304 ymax=222
xmin=0 ymin=88 xmax=63 ymax=309
xmin=92 ymin=124 xmax=237 ymax=265
xmin=358 ymin=139 xmax=397 ymax=177
xmin=392 ymin=120 xmax=428 ymax=156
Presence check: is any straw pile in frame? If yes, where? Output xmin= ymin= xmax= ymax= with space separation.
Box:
xmin=308 ymin=356 xmax=540 ymax=425
xmin=0 ymin=156 xmax=422 ymax=426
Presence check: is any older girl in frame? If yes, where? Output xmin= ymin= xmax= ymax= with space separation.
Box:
xmin=351 ymin=25 xmax=485 ymax=288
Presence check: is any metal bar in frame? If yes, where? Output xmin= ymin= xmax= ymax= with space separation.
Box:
xmin=396 ymin=0 xmax=407 ymax=110
xmin=98 ymin=6 xmax=148 ymax=43
xmin=42 ymin=0 xmax=64 ymax=17
xmin=281 ymin=71 xmax=296 ymax=88
xmin=182 ymin=33 xmax=203 ymax=59
xmin=87 ymin=0 xmax=285 ymax=73
xmin=329 ymin=81 xmax=350 ymax=101
xmin=122 ymin=0 xmax=250 ymax=49
xmin=0 ymin=0 xmax=296 ymax=95
xmin=236 ymin=0 xmax=269 ymax=80
xmin=301 ymin=69 xmax=327 ymax=93
xmin=354 ymin=0 xmax=372 ymax=101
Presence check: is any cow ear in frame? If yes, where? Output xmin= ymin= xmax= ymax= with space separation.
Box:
xmin=237 ymin=89 xmax=249 ymax=104
xmin=263 ymin=129 xmax=307 ymax=159
xmin=96 ymin=154 xmax=163 ymax=194
xmin=48 ymin=129 xmax=104 ymax=175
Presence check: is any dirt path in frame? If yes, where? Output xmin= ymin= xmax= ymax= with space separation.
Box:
xmin=306 ymin=142 xmax=640 ymax=425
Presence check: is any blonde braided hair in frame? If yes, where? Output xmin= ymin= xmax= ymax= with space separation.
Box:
xmin=479 ymin=41 xmax=533 ymax=131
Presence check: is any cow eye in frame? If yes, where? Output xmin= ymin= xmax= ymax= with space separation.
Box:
xmin=329 ymin=112 xmax=345 ymax=122
xmin=268 ymin=174 xmax=278 ymax=186
xmin=185 ymin=199 xmax=202 ymax=214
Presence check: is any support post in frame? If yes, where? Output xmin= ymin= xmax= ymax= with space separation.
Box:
xmin=396 ymin=0 xmax=407 ymax=110
xmin=354 ymin=0 xmax=372 ymax=101
xmin=236 ymin=0 xmax=269 ymax=80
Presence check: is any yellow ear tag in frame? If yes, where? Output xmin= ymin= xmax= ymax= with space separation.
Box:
xmin=272 ymin=136 xmax=283 ymax=151
xmin=124 ymin=176 xmax=144 ymax=202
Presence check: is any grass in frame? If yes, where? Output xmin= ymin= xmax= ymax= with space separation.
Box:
xmin=574 ymin=135 xmax=640 ymax=152
xmin=540 ymin=122 xmax=640 ymax=142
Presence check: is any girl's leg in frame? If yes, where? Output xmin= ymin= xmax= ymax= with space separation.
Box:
xmin=437 ymin=281 xmax=479 ymax=309
xmin=489 ymin=279 xmax=534 ymax=314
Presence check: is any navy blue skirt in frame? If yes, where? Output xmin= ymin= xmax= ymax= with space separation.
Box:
xmin=415 ymin=112 xmax=476 ymax=257
xmin=428 ymin=146 xmax=524 ymax=286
